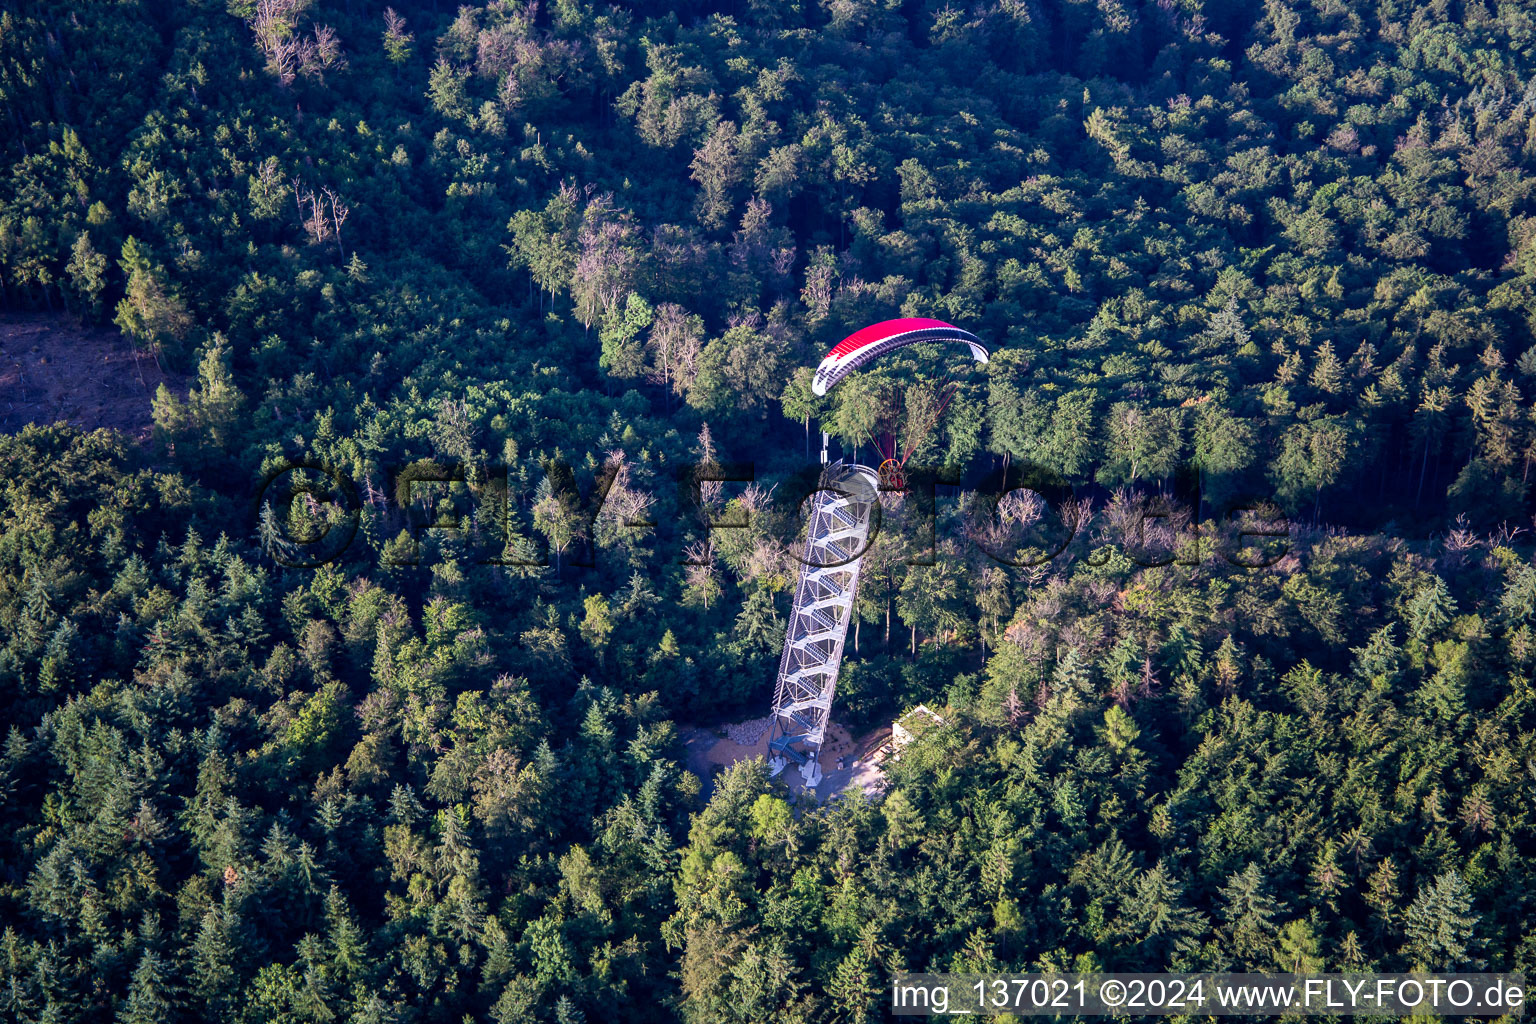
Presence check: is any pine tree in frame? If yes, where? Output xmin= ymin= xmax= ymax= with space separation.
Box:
xmin=1213 ymin=635 xmax=1243 ymax=693
xmin=65 ymin=230 xmax=109 ymax=319
xmin=0 ymin=929 xmax=41 ymax=1022
xmin=187 ymin=335 xmax=245 ymax=451
xmin=1350 ymin=624 xmax=1402 ymax=687
xmin=554 ymin=995 xmax=587 ymax=1024
xmin=1310 ymin=339 xmax=1344 ymax=395
xmin=1207 ymin=296 xmax=1251 ymax=350
xmin=827 ymin=945 xmax=879 ymax=1024
xmin=257 ymin=501 xmax=290 ymax=563
xmin=114 ymin=237 xmax=191 ymax=365
xmin=1124 ymin=862 xmax=1207 ymax=965
xmin=730 ymin=588 xmax=783 ymax=659
xmin=118 ymin=949 xmax=176 ymax=1024
xmin=1053 ymin=647 xmax=1094 ymax=696
xmin=1338 ymin=930 xmax=1369 ymax=969
xmin=1414 ymin=641 xmax=1469 ymax=721
xmin=1404 ymin=578 xmax=1456 ymax=642
xmin=1411 ymin=386 xmax=1453 ymax=505
xmin=1098 ymin=706 xmax=1141 ymax=753
xmin=190 ymin=908 xmax=235 ymax=1016
xmin=434 ymin=805 xmax=479 ymax=885
xmin=1218 ymin=863 xmax=1281 ymax=966
xmin=1309 ymin=841 xmax=1344 ymax=906
xmin=1403 ymin=871 xmax=1480 ymax=968
xmin=1364 ymin=857 xmax=1401 ymax=938
xmin=1277 ymin=919 xmax=1323 ymax=972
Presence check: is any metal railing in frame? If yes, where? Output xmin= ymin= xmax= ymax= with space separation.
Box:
xmin=767 ymin=461 xmax=879 ymax=784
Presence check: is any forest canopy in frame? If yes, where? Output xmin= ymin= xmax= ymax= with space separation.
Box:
xmin=3 ymin=0 xmax=1536 ymax=1021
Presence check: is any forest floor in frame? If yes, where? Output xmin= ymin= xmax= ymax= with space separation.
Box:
xmin=0 ymin=313 xmax=181 ymax=443
xmin=680 ymin=718 xmax=892 ymax=805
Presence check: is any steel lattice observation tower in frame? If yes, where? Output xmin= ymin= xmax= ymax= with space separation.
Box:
xmin=767 ymin=319 xmax=987 ymax=785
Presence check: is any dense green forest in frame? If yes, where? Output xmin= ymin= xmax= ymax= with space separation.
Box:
xmin=4 ymin=0 xmax=1536 ymax=1020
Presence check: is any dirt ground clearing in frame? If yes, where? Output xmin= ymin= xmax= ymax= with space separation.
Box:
xmin=680 ymin=718 xmax=891 ymax=804
xmin=0 ymin=313 xmax=182 ymax=442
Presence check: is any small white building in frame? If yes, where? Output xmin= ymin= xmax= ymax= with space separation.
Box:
xmin=891 ymin=704 xmax=946 ymax=752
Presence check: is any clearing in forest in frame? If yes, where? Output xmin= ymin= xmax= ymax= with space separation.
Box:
xmin=681 ymin=718 xmax=891 ymax=803
xmin=0 ymin=313 xmax=181 ymax=442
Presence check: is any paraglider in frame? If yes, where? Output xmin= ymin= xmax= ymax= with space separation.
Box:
xmin=812 ymin=317 xmax=989 ymax=489
xmin=811 ymin=317 xmax=989 ymax=396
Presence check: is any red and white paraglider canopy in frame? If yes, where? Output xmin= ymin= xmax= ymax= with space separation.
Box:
xmin=811 ymin=317 xmax=988 ymax=396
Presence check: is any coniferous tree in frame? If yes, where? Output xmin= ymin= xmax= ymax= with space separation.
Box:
xmin=1403 ymin=871 xmax=1480 ymax=969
